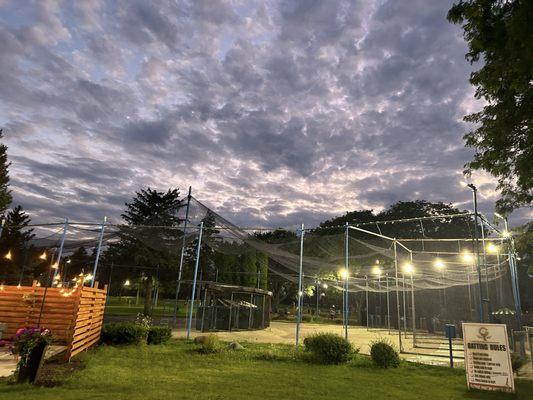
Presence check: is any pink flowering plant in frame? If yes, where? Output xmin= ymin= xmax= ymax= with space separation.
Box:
xmin=12 ymin=327 xmax=53 ymax=368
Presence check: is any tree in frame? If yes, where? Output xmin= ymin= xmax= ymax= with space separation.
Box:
xmin=108 ymin=188 xmax=184 ymax=316
xmin=0 ymin=205 xmax=34 ymax=282
xmin=447 ymin=1 xmax=533 ymax=213
xmin=0 ymin=129 xmax=12 ymax=214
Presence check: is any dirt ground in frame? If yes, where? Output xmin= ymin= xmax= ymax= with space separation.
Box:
xmin=172 ymin=321 xmax=465 ymax=367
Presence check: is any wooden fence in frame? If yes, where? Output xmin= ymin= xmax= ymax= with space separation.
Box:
xmin=0 ymin=281 xmax=107 ymax=361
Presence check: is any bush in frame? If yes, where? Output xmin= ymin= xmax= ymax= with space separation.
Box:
xmin=303 ymin=333 xmax=354 ymax=364
xmin=301 ymin=315 xmax=314 ymax=323
xmin=101 ymin=323 xmax=148 ymax=345
xmin=370 ymin=339 xmax=400 ymax=368
xmin=196 ymin=334 xmax=221 ymax=354
xmin=511 ymin=353 xmax=528 ymax=372
xmin=147 ymin=326 xmax=172 ymax=345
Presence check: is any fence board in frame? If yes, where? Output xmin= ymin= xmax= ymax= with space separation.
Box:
xmin=0 ymin=282 xmax=107 ymax=361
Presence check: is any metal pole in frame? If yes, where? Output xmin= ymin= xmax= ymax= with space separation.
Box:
xmin=386 ymin=273 xmax=390 ymax=334
xmin=365 ymin=275 xmax=369 ymax=331
xmin=410 ymin=272 xmax=416 ymax=347
xmin=344 ymin=222 xmax=349 ymax=340
xmin=52 ymin=218 xmax=69 ymax=283
xmin=106 ymin=262 xmax=114 ymax=306
xmin=187 ymin=222 xmax=203 ymax=339
xmin=402 ymin=273 xmax=407 ymax=338
xmin=315 ymin=280 xmax=319 ymax=316
xmin=91 ymin=216 xmax=107 ymax=288
xmin=481 ymin=222 xmax=491 ymax=320
xmin=173 ymin=186 xmax=192 ymax=327
xmin=469 ymin=185 xmax=484 ymax=322
xmin=0 ymin=217 xmax=5 ymax=239
xmin=409 ymin=252 xmax=416 ymax=346
xmin=393 ymin=240 xmax=403 ymax=352
xmin=295 ymin=223 xmax=304 ymax=347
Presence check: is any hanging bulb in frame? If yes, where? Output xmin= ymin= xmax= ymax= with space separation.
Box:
xmin=16 ymin=283 xmax=21 ymax=289
xmin=4 ymin=250 xmax=12 ymax=260
xmin=39 ymin=251 xmax=47 ymax=260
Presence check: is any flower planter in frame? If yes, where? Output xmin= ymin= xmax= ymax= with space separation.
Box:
xmin=16 ymin=341 xmax=48 ymax=383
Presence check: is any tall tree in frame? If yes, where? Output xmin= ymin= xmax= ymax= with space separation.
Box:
xmin=0 ymin=205 xmax=34 ymax=282
xmin=447 ymin=1 xmax=533 ymax=213
xmin=110 ymin=188 xmax=184 ymax=316
xmin=0 ymin=129 xmax=12 ymax=214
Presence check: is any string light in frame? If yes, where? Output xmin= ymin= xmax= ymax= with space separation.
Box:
xmin=372 ymin=266 xmax=382 ymax=276
xmin=39 ymin=251 xmax=47 ymax=260
xmin=16 ymin=283 xmax=21 ymax=289
xmin=51 ymin=262 xmax=59 ymax=269
xmin=433 ymin=258 xmax=445 ymax=269
xmin=338 ymin=269 xmax=348 ymax=279
xmin=4 ymin=250 xmax=12 ymax=260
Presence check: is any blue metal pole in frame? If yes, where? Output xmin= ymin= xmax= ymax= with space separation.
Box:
xmin=173 ymin=186 xmax=192 ymax=327
xmin=344 ymin=222 xmax=349 ymax=340
xmin=296 ymin=223 xmax=304 ymax=348
xmin=91 ymin=216 xmax=107 ymax=288
xmin=52 ymin=218 xmax=68 ymax=282
xmin=187 ymin=222 xmax=204 ymax=340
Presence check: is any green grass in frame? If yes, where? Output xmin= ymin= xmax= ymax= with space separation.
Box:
xmin=104 ymin=297 xmax=189 ymax=317
xmin=1 ymin=340 xmax=531 ymax=400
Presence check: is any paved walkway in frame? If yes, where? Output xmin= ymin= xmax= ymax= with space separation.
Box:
xmin=0 ymin=345 xmax=66 ymax=378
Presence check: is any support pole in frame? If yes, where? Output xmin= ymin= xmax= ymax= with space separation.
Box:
xmin=0 ymin=217 xmax=5 ymax=239
xmin=344 ymin=221 xmax=349 ymax=340
xmin=91 ymin=216 xmax=107 ymax=288
xmin=386 ymin=273 xmax=390 ymax=334
xmin=409 ymin=252 xmax=416 ymax=347
xmin=365 ymin=276 xmax=369 ymax=331
xmin=295 ymin=223 xmax=304 ymax=348
xmin=173 ymin=186 xmax=192 ymax=327
xmin=52 ymin=218 xmax=69 ymax=283
xmin=470 ymin=186 xmax=484 ymax=322
xmin=393 ymin=240 xmax=403 ymax=352
xmin=186 ymin=222 xmax=203 ymax=340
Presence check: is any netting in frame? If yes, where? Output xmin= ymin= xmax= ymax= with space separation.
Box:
xmin=0 ymin=193 xmax=522 ymax=355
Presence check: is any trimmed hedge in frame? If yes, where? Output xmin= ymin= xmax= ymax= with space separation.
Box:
xmin=148 ymin=326 xmax=172 ymax=345
xmin=101 ymin=323 xmax=148 ymax=345
xmin=370 ymin=339 xmax=400 ymax=368
xmin=303 ymin=333 xmax=354 ymax=364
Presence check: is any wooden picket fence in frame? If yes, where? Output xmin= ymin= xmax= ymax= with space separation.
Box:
xmin=0 ymin=281 xmax=107 ymax=361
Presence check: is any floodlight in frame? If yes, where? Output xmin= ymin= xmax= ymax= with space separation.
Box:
xmin=372 ymin=266 xmax=382 ymax=276
xmin=339 ymin=269 xmax=348 ymax=279
xmin=486 ymin=243 xmax=499 ymax=254
xmin=462 ymin=251 xmax=474 ymax=264
xmin=403 ymin=263 xmax=414 ymax=274
xmin=433 ymin=258 xmax=445 ymax=269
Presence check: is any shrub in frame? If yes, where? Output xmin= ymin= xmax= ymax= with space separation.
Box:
xmin=301 ymin=315 xmax=314 ymax=323
xmin=147 ymin=326 xmax=172 ymax=345
xmin=511 ymin=353 xmax=528 ymax=372
xmin=196 ymin=334 xmax=221 ymax=354
xmin=370 ymin=339 xmax=400 ymax=368
xmin=303 ymin=333 xmax=354 ymax=364
xmin=101 ymin=323 xmax=148 ymax=345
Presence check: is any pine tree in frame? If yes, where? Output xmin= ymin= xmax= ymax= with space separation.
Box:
xmin=0 ymin=129 xmax=12 ymax=214
xmin=0 ymin=205 xmax=34 ymax=282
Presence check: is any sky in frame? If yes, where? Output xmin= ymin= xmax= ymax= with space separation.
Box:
xmin=0 ymin=0 xmax=530 ymax=229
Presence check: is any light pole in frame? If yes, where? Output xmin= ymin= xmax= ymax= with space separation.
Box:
xmin=464 ymin=183 xmax=484 ymax=322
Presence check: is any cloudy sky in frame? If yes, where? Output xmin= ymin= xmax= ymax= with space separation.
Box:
xmin=0 ymin=0 xmax=529 ymax=228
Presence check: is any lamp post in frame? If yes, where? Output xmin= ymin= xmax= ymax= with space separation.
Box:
xmin=464 ymin=183 xmax=484 ymax=322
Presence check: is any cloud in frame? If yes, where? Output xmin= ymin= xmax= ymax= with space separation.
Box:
xmin=0 ymin=0 xmax=530 ymax=230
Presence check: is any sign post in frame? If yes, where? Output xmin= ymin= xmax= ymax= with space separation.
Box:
xmin=445 ymin=324 xmax=456 ymax=368
xmin=462 ymin=323 xmax=514 ymax=393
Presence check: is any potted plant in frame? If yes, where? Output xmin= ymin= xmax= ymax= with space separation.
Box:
xmin=11 ymin=327 xmax=52 ymax=383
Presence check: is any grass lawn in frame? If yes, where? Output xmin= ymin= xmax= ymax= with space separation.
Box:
xmin=1 ymin=340 xmax=531 ymax=400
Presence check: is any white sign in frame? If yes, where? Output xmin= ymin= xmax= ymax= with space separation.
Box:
xmin=462 ymin=323 xmax=514 ymax=393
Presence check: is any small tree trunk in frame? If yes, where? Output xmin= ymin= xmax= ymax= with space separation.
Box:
xmin=144 ymin=277 xmax=153 ymax=316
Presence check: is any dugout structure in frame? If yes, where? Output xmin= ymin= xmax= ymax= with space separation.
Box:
xmin=195 ymin=282 xmax=272 ymax=331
